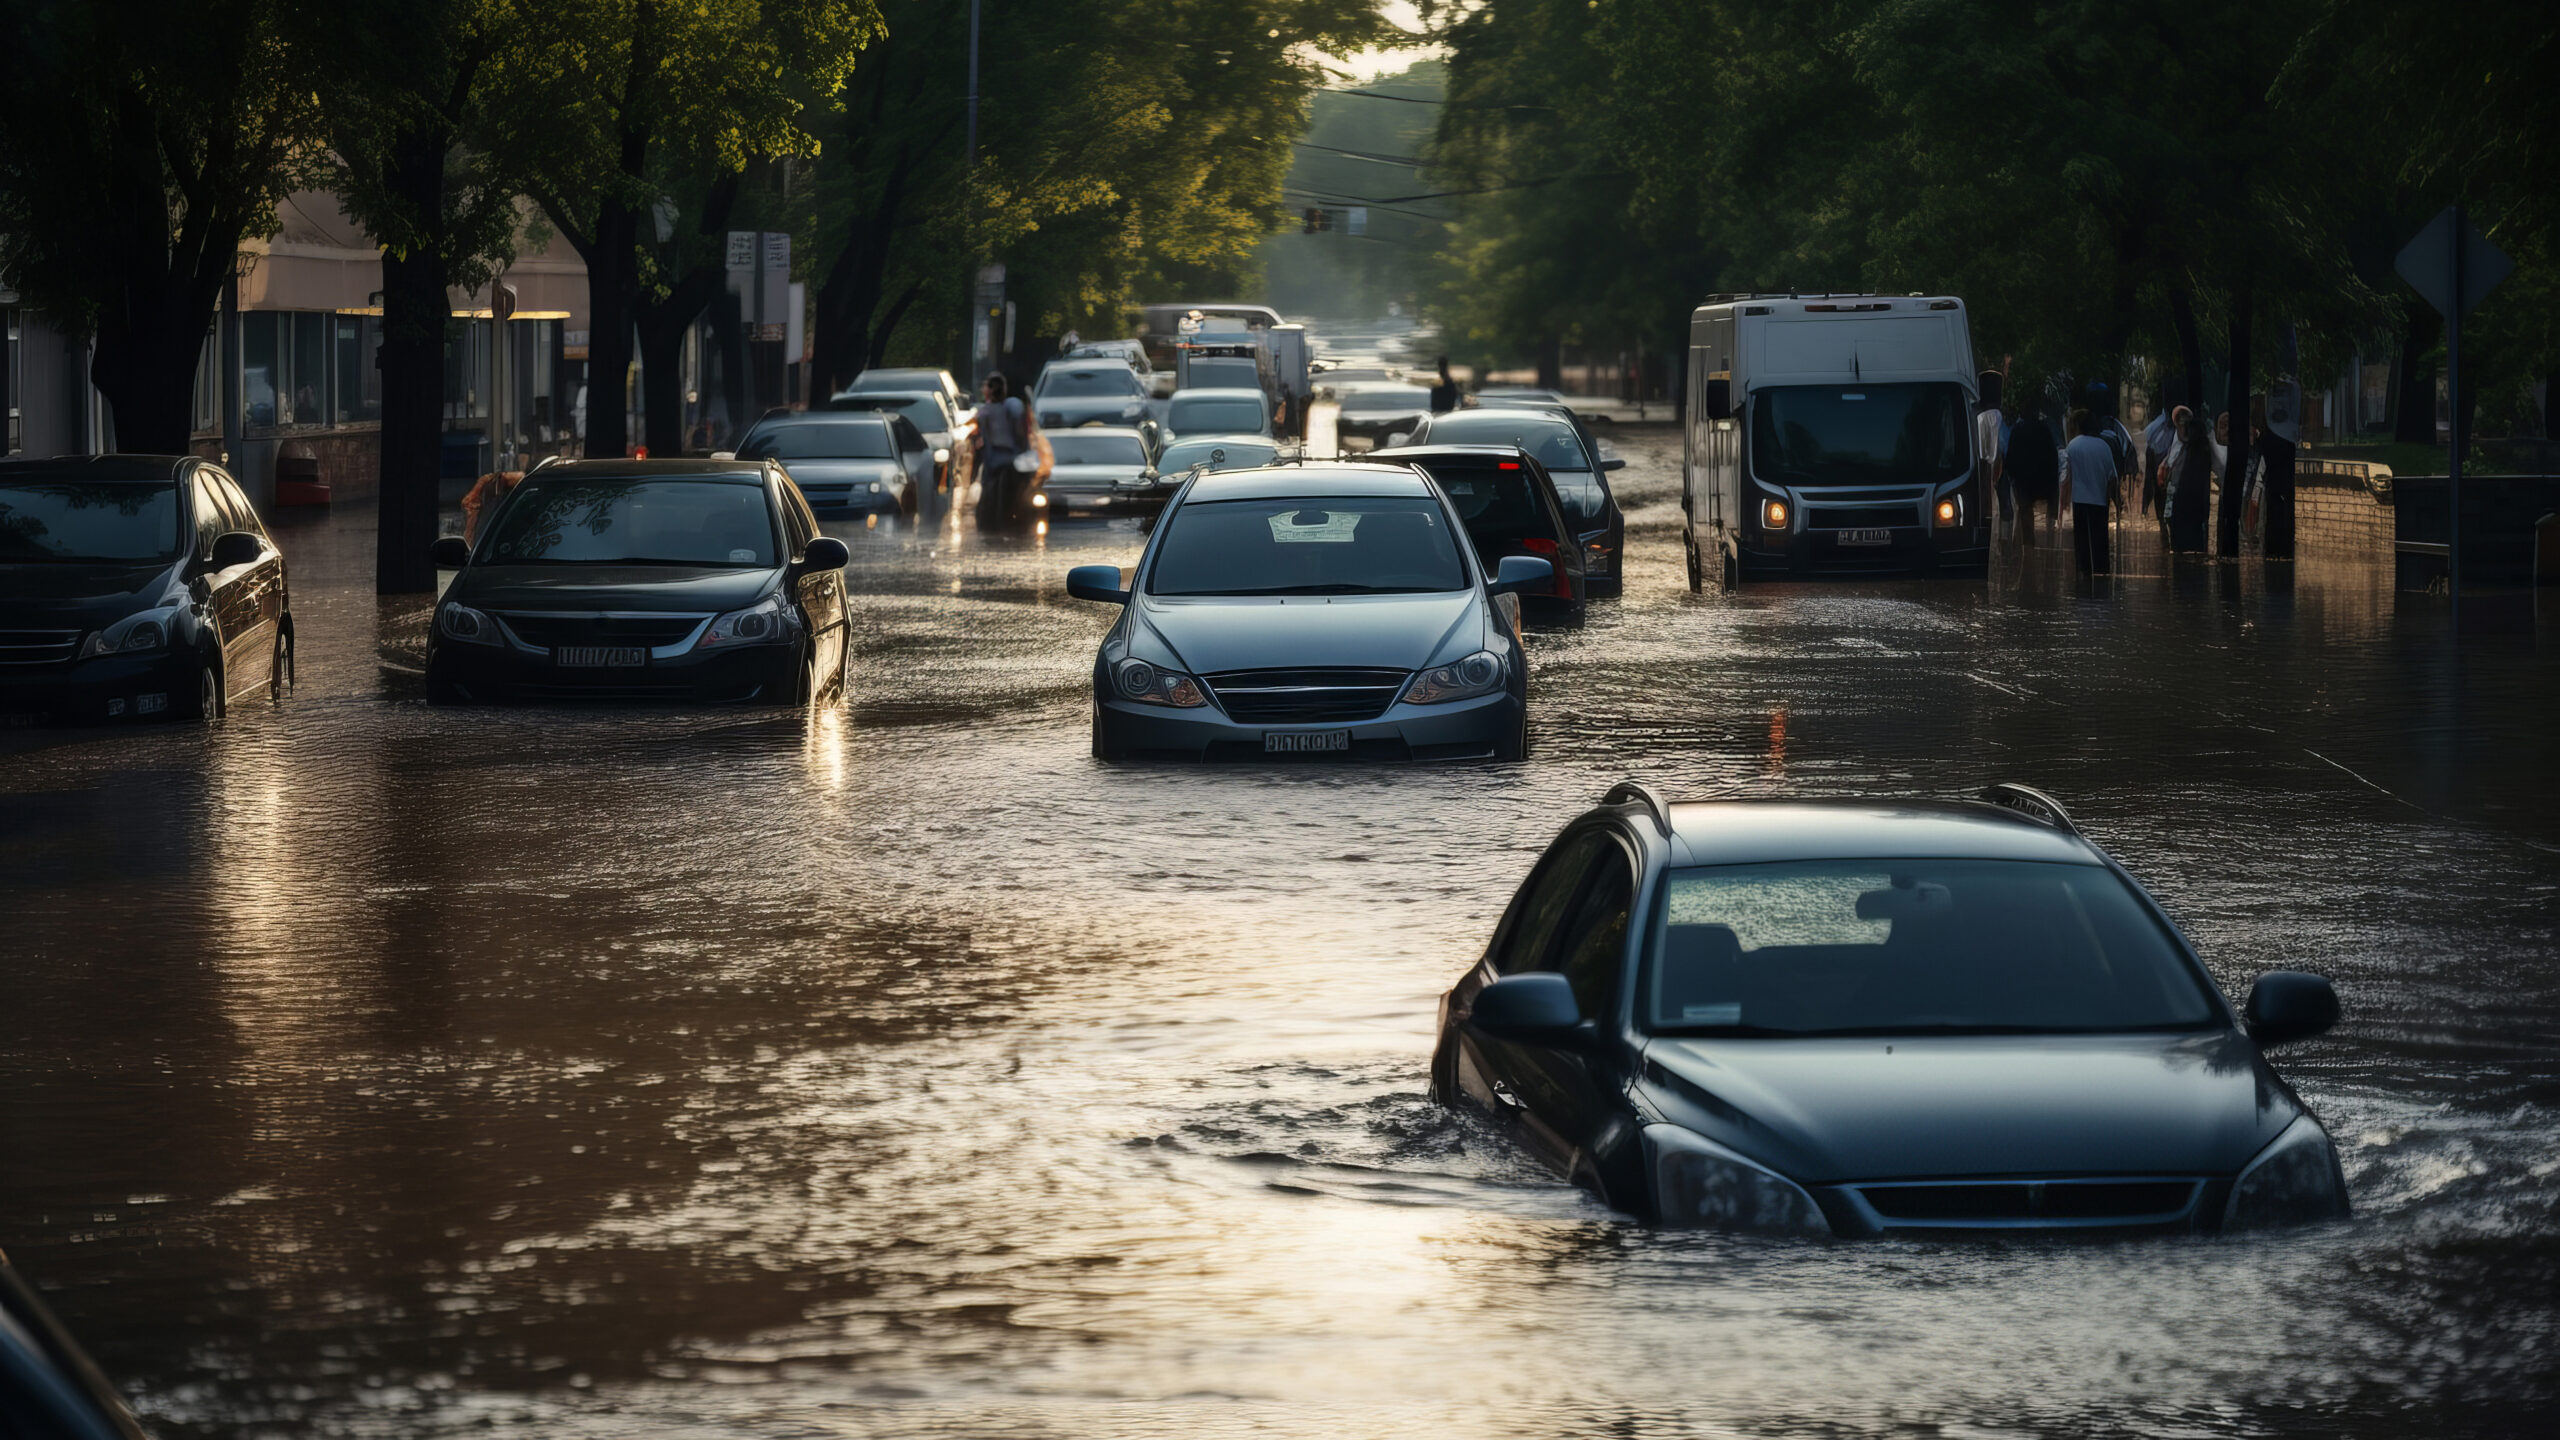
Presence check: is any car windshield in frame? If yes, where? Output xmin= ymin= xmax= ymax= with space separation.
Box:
xmin=0 ymin=481 xmax=180 ymax=563
xmin=837 ymin=395 xmax=943 ymax=432
xmin=1185 ymin=359 xmax=1260 ymax=388
xmin=741 ymin=421 xmax=896 ymax=460
xmin=1049 ymin=434 xmax=1148 ymax=466
xmin=1552 ymin=476 xmax=1608 ymax=526
xmin=1149 ymin=496 xmax=1467 ymax=596
xmin=1038 ymin=367 xmax=1143 ymax=398
xmin=1340 ymin=388 xmax=1430 ymax=414
xmin=1157 ymin=439 xmax=1278 ymax=472
xmin=1644 ymin=859 xmax=2217 ymax=1036
xmin=479 ymin=479 xmax=777 ymax=568
xmin=1421 ymin=414 xmax=1591 ymax=471
xmin=1169 ymin=397 xmax=1265 ymax=434
xmin=1751 ymin=382 xmax=1969 ymax=485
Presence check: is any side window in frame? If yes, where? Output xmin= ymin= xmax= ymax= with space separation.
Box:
xmin=190 ymin=475 xmax=227 ymax=557
xmin=777 ymin=481 xmax=817 ymax=553
xmin=1553 ymin=844 xmax=1637 ymax=1021
xmin=212 ymin=472 xmax=267 ymax=539
xmin=1493 ymin=831 xmax=1605 ymax=975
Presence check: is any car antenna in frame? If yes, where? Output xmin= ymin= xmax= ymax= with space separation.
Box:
xmin=1978 ymin=783 xmax=2078 ymax=835
xmin=1602 ymin=779 xmax=1673 ymax=837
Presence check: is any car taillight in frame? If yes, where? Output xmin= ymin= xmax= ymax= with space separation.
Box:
xmin=1497 ymin=461 xmax=1520 ymax=469
xmin=1520 ymin=537 xmax=1574 ymax=597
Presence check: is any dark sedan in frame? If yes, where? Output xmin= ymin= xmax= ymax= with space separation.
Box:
xmin=1369 ymin=443 xmax=1589 ymax=624
xmin=1433 ymin=783 xmax=2350 ymax=1236
xmin=1330 ymin=384 xmax=1434 ymax=452
xmin=736 ymin=411 xmax=931 ymax=519
xmin=425 ymin=459 xmax=849 ymax=705
xmin=1032 ymin=360 xmax=1156 ymax=430
xmin=1066 ymin=464 xmax=1553 ymax=763
xmin=1398 ymin=408 xmax=1627 ymax=594
xmin=1 ymin=454 xmax=293 ymax=724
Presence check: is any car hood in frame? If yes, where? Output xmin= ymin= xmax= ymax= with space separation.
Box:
xmin=1639 ymin=1031 xmax=2297 ymax=1183
xmin=0 ymin=561 xmax=184 ymax=626
xmin=453 ymin=565 xmax=778 ymax=614
xmin=1131 ymin=590 xmax=1480 ymax=676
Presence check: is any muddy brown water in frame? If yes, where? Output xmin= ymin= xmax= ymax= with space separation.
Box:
xmin=3 ymin=430 xmax=2555 ymax=1437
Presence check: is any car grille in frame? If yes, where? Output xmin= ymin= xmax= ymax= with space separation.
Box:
xmin=1203 ymin=667 xmax=1409 ymax=723
xmin=496 ymin=613 xmax=710 ymax=651
xmin=0 ymin=629 xmax=81 ymax=666
xmin=1808 ymin=504 xmax=1922 ymax=531
xmin=1855 ymin=1179 xmax=2202 ymax=1227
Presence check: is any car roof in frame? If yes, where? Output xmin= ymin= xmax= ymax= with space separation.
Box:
xmin=0 ymin=454 xmax=193 ymax=485
xmin=1440 ymin=405 xmax=1575 ymax=427
xmin=1647 ymin=799 xmax=2103 ymax=866
xmin=1168 ymin=387 xmax=1267 ymax=401
xmin=1182 ymin=463 xmax=1431 ymax=502
xmin=1051 ymin=425 xmax=1150 ymax=440
xmin=758 ymin=410 xmax=890 ymax=427
xmin=526 ymin=458 xmax=774 ymax=485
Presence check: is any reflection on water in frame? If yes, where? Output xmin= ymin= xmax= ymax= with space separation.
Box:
xmin=1 ymin=432 xmax=2554 ymax=1437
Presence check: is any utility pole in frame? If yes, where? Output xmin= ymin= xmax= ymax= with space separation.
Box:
xmin=962 ymin=0 xmax=981 ymax=388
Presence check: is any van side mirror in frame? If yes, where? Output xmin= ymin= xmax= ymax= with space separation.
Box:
xmin=801 ymin=536 xmax=850 ymax=571
xmin=2244 ymin=971 xmax=2339 ymax=1047
xmin=208 ymin=530 xmax=264 ymax=569
xmin=1467 ymin=972 xmax=1586 ymax=1046
xmin=429 ymin=536 xmax=472 ymax=569
xmin=1066 ymin=564 xmax=1129 ymax=603
xmin=1704 ymin=378 xmax=1733 ymax=421
xmin=1489 ymin=554 xmax=1554 ymax=597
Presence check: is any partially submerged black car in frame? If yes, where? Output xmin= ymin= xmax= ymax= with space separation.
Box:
xmin=1396 ymin=408 xmax=1627 ymax=595
xmin=1369 ymin=442 xmax=1588 ymax=624
xmin=425 ymin=459 xmax=849 ymax=705
xmin=1434 ymin=782 xmax=2350 ymax=1236
xmin=1 ymin=454 xmax=293 ymax=724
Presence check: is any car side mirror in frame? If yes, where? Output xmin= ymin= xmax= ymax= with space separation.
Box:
xmin=1488 ymin=554 xmax=1554 ymax=597
xmin=1704 ymin=377 xmax=1733 ymax=421
xmin=1467 ymin=972 xmax=1585 ymax=1046
xmin=208 ymin=530 xmax=264 ymax=569
xmin=1066 ymin=563 xmax=1129 ymax=603
xmin=801 ymin=536 xmax=850 ymax=571
xmin=2244 ymin=971 xmax=2339 ymax=1047
xmin=1602 ymin=456 xmax=1627 ymax=472
xmin=429 ymin=536 xmax=472 ymax=569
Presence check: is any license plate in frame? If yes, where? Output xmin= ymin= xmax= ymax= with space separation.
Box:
xmin=556 ymin=646 xmax=647 ymax=668
xmin=1837 ymin=528 xmax=1892 ymax=546
xmin=1264 ymin=730 xmax=1350 ymax=754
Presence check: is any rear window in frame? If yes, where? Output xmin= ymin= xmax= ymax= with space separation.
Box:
xmin=741 ymin=421 xmax=896 ymax=460
xmin=1049 ymin=433 xmax=1148 ymax=466
xmin=1038 ymin=367 xmax=1144 ymax=397
xmin=1429 ymin=463 xmax=1555 ymax=546
xmin=1423 ymin=414 xmax=1590 ymax=471
xmin=1169 ymin=395 xmax=1267 ymax=435
xmin=1156 ymin=439 xmax=1278 ymax=472
xmin=1340 ymin=389 xmax=1430 ymax=414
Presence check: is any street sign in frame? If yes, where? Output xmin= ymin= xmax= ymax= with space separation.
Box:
xmin=726 ymin=231 xmax=756 ymax=270
xmin=2395 ymin=206 xmax=2512 ymax=318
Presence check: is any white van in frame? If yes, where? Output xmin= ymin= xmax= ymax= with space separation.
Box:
xmin=1681 ymin=294 xmax=1988 ymax=586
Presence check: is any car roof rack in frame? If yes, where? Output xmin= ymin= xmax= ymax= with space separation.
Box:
xmin=1978 ymin=783 xmax=2079 ymax=835
xmin=1602 ymin=779 xmax=1673 ymax=837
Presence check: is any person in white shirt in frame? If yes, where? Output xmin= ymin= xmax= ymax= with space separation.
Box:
xmin=2062 ymin=409 xmax=2120 ymax=574
xmin=1976 ymin=370 xmax=2008 ymax=525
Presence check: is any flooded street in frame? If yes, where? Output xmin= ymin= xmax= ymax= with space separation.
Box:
xmin=4 ymin=432 xmax=2556 ymax=1438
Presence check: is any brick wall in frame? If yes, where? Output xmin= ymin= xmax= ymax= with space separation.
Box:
xmin=2294 ymin=461 xmax=2392 ymax=560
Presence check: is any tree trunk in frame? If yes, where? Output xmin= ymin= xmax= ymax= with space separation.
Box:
xmin=2168 ymin=283 xmax=2206 ymax=413
xmin=867 ymin=279 xmax=924 ymax=369
xmin=2392 ymin=309 xmax=2441 ymax=444
xmin=2218 ymin=266 xmax=2253 ymax=558
xmin=636 ymin=306 xmax=689 ymax=456
xmin=582 ymin=203 xmax=639 ymax=458
xmin=375 ymin=129 xmax=453 ymax=594
xmin=87 ymin=316 xmax=200 ymax=454
xmin=1536 ymin=336 xmax=1563 ymax=391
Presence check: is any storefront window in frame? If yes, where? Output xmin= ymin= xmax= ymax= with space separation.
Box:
xmin=191 ymin=326 xmax=220 ymax=436
xmin=243 ymin=311 xmax=281 ymax=428
xmin=288 ymin=311 xmax=327 ymax=426
xmin=335 ymin=314 xmax=380 ymax=424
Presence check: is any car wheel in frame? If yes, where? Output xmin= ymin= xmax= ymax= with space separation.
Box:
xmin=181 ymin=656 xmax=222 ymax=722
xmin=791 ymin=642 xmax=817 ymax=706
xmin=1494 ymin=711 xmax=1528 ymax=763
xmin=269 ymin=624 xmax=294 ymax=699
xmin=1684 ymin=530 xmax=1704 ymax=593
xmin=1428 ymin=1029 xmax=1463 ymax=1107
xmin=1091 ymin=701 xmax=1123 ymax=763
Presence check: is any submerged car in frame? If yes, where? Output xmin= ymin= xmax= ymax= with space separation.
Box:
xmin=1066 ymin=463 xmax=1553 ymax=763
xmin=425 ymin=459 xmax=850 ymax=705
xmin=735 ymin=411 xmax=932 ymax=518
xmin=1034 ymin=359 xmax=1157 ymax=430
xmin=1369 ymin=443 xmax=1589 ymax=624
xmin=1040 ymin=427 xmax=1156 ymax=513
xmin=1159 ymin=387 xmax=1272 ymax=449
xmin=1331 ymin=383 xmax=1434 ymax=452
xmin=1397 ymin=407 xmax=1627 ymax=594
xmin=822 ymin=389 xmax=963 ymax=489
xmin=1432 ymin=782 xmax=2350 ymax=1236
xmin=1 ymin=454 xmax=293 ymax=724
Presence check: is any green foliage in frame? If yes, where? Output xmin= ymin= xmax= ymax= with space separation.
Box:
xmin=1261 ymin=59 xmax=1450 ymax=320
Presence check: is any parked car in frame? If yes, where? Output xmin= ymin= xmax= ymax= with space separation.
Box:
xmin=1065 ymin=462 xmax=1553 ymax=763
xmin=842 ymin=367 xmax=965 ymax=415
xmin=425 ymin=459 xmax=850 ymax=705
xmin=1040 ymin=427 xmax=1156 ymax=514
xmin=0 ymin=1248 xmax=150 ymax=1438
xmin=0 ymin=454 xmax=293 ymax=724
xmin=1033 ymin=360 xmax=1156 ymax=430
xmin=823 ymin=389 xmax=964 ymax=487
xmin=1433 ymin=781 xmax=2351 ymax=1236
xmin=1121 ymin=435 xmax=1285 ymax=512
xmin=1392 ymin=408 xmax=1627 ymax=595
xmin=735 ymin=411 xmax=932 ymax=519
xmin=1160 ymin=387 xmax=1272 ymax=449
xmin=1330 ymin=384 xmax=1435 ymax=452
xmin=1063 ymin=338 xmax=1156 ymax=390
xmin=1475 ymin=385 xmax=1657 ymax=423
xmin=1369 ymin=443 xmax=1588 ymax=624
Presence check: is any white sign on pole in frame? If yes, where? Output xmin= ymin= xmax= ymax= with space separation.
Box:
xmin=725 ymin=231 xmax=756 ymax=270
xmin=1347 ymin=207 xmax=1368 ymax=237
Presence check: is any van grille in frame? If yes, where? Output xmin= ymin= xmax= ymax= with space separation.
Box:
xmin=1808 ymin=505 xmax=1921 ymax=531
xmin=0 ymin=629 xmax=81 ymax=666
xmin=1203 ymin=667 xmax=1408 ymax=723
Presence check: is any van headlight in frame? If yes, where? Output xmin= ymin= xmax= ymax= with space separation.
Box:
xmin=435 ymin=602 xmax=502 ymax=647
xmin=1646 ymin=1125 xmax=1830 ymax=1235
xmin=1402 ymin=649 xmax=1506 ymax=705
xmin=78 ymin=607 xmax=177 ymax=658
xmin=2222 ymin=1115 xmax=2349 ymax=1230
xmin=695 ymin=595 xmax=796 ymax=649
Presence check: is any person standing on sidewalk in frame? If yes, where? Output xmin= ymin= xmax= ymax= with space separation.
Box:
xmin=2063 ymin=409 xmax=2117 ymax=575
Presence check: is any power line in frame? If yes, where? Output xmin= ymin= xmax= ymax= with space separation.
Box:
xmin=1326 ymin=87 xmax=1555 ymax=112
xmin=1291 ymin=172 xmax=1627 ymax=206
xmin=1291 ymin=140 xmax=1428 ymax=167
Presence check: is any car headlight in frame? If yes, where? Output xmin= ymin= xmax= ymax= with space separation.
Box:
xmin=435 ymin=602 xmax=502 ymax=647
xmin=2223 ymin=1114 xmax=2349 ymax=1230
xmin=695 ymin=594 xmax=797 ymax=649
xmin=1402 ymin=648 xmax=1507 ymax=705
xmin=1112 ymin=657 xmax=1206 ymax=707
xmin=77 ymin=608 xmax=176 ymax=658
xmin=1645 ymin=1124 xmax=1830 ymax=1235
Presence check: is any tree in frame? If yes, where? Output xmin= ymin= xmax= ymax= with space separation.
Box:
xmin=488 ymin=0 xmax=877 ymax=458
xmin=0 ymin=0 xmax=322 ymax=454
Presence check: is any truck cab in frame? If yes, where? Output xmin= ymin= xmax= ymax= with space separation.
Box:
xmin=1682 ymin=294 xmax=1989 ymax=587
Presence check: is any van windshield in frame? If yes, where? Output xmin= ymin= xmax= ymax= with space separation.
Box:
xmin=1750 ymin=382 xmax=1968 ymax=486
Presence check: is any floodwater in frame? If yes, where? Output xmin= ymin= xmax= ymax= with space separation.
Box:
xmin=3 ymin=429 xmax=2556 ymax=1438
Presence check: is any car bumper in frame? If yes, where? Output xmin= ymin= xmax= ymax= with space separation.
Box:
xmin=427 ymin=639 xmax=800 ymax=703
xmin=0 ymin=651 xmax=200 ymax=724
xmin=1738 ymin=525 xmax=1990 ymax=576
xmin=1097 ymin=686 xmax=1521 ymax=762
